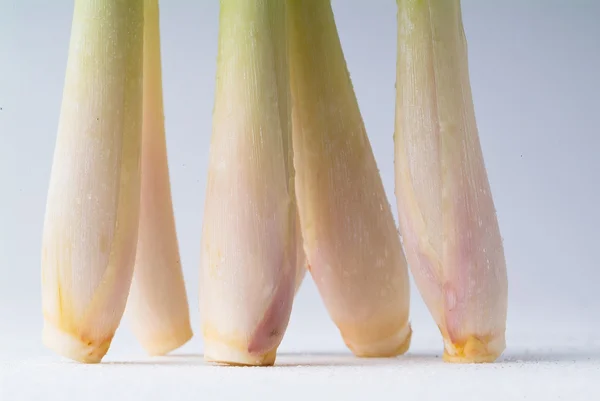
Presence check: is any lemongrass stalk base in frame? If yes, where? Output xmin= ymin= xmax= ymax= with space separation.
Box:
xmin=442 ymin=334 xmax=505 ymax=363
xmin=137 ymin=324 xmax=193 ymax=356
xmin=204 ymin=340 xmax=277 ymax=367
xmin=42 ymin=321 xmax=112 ymax=364
xmin=343 ymin=323 xmax=412 ymax=358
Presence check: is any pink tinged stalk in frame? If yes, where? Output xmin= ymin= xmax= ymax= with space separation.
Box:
xmin=200 ymin=0 xmax=298 ymax=366
xmin=41 ymin=0 xmax=144 ymax=363
xmin=287 ymin=0 xmax=412 ymax=357
xmin=126 ymin=0 xmax=193 ymax=356
xmin=394 ymin=0 xmax=508 ymax=362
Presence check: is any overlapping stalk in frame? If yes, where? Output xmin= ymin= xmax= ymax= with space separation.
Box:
xmin=287 ymin=0 xmax=412 ymax=357
xmin=127 ymin=0 xmax=193 ymax=357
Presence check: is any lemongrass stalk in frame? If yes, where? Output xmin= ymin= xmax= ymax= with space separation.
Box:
xmin=294 ymin=217 xmax=307 ymax=293
xmin=126 ymin=0 xmax=193 ymax=356
xmin=41 ymin=0 xmax=144 ymax=363
xmin=200 ymin=0 xmax=297 ymax=366
xmin=287 ymin=0 xmax=412 ymax=357
xmin=394 ymin=0 xmax=508 ymax=363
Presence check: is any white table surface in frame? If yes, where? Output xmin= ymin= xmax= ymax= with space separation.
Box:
xmin=2 ymin=320 xmax=599 ymax=401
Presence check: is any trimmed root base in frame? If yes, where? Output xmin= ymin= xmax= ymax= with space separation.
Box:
xmin=42 ymin=321 xmax=112 ymax=364
xmin=344 ymin=322 xmax=412 ymax=358
xmin=442 ymin=334 xmax=505 ymax=363
xmin=203 ymin=339 xmax=277 ymax=366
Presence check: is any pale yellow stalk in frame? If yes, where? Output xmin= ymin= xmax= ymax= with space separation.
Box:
xmin=287 ymin=0 xmax=412 ymax=357
xmin=126 ymin=0 xmax=193 ymax=356
xmin=394 ymin=0 xmax=508 ymax=362
xmin=41 ymin=0 xmax=144 ymax=363
xmin=200 ymin=0 xmax=297 ymax=366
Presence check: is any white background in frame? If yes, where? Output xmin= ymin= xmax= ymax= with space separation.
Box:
xmin=1 ymin=1 xmax=599 ymax=400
